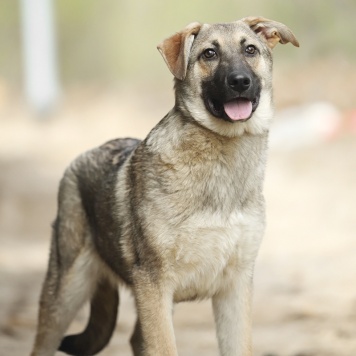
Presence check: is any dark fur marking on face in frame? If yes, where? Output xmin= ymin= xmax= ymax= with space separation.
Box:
xmin=201 ymin=60 xmax=261 ymax=123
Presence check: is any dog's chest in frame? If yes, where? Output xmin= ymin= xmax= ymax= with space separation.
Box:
xmin=168 ymin=210 xmax=263 ymax=302
xmin=142 ymin=128 xmax=267 ymax=299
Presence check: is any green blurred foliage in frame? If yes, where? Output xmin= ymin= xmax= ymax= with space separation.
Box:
xmin=0 ymin=0 xmax=355 ymax=88
xmin=0 ymin=1 xmax=22 ymax=86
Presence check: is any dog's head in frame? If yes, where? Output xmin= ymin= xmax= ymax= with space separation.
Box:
xmin=158 ymin=17 xmax=299 ymax=137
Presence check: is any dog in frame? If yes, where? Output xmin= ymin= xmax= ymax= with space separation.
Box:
xmin=30 ymin=16 xmax=299 ymax=356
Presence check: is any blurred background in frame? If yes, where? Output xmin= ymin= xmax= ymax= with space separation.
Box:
xmin=0 ymin=0 xmax=355 ymax=355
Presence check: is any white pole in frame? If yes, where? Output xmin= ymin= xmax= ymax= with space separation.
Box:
xmin=20 ymin=0 xmax=60 ymax=115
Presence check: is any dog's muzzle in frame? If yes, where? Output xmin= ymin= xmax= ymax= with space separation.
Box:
xmin=222 ymin=72 xmax=256 ymax=121
xmin=203 ymin=69 xmax=261 ymax=123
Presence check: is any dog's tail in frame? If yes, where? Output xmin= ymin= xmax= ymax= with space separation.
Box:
xmin=58 ymin=278 xmax=119 ymax=355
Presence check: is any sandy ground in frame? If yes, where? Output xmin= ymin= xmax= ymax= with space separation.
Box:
xmin=0 ymin=81 xmax=356 ymax=356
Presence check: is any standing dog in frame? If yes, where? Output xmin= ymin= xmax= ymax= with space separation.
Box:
xmin=31 ymin=17 xmax=298 ymax=356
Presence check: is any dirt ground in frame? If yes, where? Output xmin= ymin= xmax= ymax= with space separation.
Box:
xmin=1 ymin=64 xmax=356 ymax=355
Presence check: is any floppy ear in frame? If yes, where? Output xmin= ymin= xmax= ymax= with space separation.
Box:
xmin=243 ymin=16 xmax=299 ymax=49
xmin=157 ymin=22 xmax=202 ymax=80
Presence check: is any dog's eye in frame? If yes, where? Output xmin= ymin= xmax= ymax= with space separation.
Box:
xmin=245 ymin=45 xmax=257 ymax=56
xmin=202 ymin=48 xmax=217 ymax=59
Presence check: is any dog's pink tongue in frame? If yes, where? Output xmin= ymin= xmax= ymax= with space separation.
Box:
xmin=223 ymin=98 xmax=252 ymax=121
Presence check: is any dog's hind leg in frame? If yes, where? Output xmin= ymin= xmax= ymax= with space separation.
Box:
xmin=31 ymin=232 xmax=118 ymax=356
xmin=31 ymin=172 xmax=118 ymax=356
xmin=30 ymin=230 xmax=98 ymax=355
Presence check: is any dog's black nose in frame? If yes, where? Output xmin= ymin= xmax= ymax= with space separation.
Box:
xmin=227 ymin=72 xmax=251 ymax=93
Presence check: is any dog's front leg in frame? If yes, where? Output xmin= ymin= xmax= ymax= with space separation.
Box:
xmin=212 ymin=266 xmax=254 ymax=356
xmin=132 ymin=267 xmax=177 ymax=356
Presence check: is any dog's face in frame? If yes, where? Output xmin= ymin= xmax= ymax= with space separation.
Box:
xmin=158 ymin=17 xmax=299 ymax=137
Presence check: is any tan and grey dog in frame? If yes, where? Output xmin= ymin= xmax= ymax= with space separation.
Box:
xmin=31 ymin=17 xmax=299 ymax=356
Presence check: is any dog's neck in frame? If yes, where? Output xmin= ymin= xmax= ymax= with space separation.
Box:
xmin=144 ymin=106 xmax=268 ymax=211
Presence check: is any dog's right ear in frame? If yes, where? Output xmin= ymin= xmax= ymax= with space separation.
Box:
xmin=157 ymin=22 xmax=202 ymax=81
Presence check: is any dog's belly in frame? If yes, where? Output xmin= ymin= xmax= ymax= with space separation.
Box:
xmin=168 ymin=211 xmax=263 ymax=302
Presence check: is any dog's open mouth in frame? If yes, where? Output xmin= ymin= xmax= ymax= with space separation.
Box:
xmin=207 ymin=96 xmax=260 ymax=122
xmin=224 ymin=98 xmax=253 ymax=121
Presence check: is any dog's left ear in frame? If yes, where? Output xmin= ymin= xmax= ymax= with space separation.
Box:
xmin=157 ymin=22 xmax=202 ymax=80
xmin=243 ymin=16 xmax=299 ymax=49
